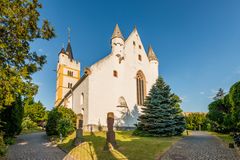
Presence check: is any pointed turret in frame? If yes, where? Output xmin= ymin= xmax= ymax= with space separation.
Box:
xmin=111 ymin=24 xmax=124 ymax=40
xmin=147 ymin=45 xmax=158 ymax=61
xmin=133 ymin=25 xmax=137 ymax=33
xmin=111 ymin=24 xmax=125 ymax=55
xmin=59 ymin=48 xmax=66 ymax=55
xmin=148 ymin=45 xmax=159 ymax=82
xmin=66 ymin=42 xmax=74 ymax=60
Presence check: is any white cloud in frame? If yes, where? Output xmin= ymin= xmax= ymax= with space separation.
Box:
xmin=38 ymin=48 xmax=43 ymax=52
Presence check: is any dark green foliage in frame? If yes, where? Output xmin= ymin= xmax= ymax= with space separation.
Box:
xmin=46 ymin=107 xmax=76 ymax=136
xmin=0 ymin=96 xmax=23 ymax=137
xmin=229 ymin=82 xmax=240 ymax=109
xmin=208 ymin=100 xmax=225 ymax=125
xmin=229 ymin=81 xmax=240 ymax=130
xmin=57 ymin=107 xmax=76 ymax=127
xmin=0 ymin=132 xmax=7 ymax=156
xmin=185 ymin=113 xmax=209 ymax=130
xmin=208 ymin=98 xmax=232 ymax=133
xmin=57 ymin=118 xmax=74 ymax=137
xmin=0 ymin=0 xmax=55 ymax=108
xmin=134 ymin=77 xmax=185 ymax=137
xmin=208 ymin=82 xmax=240 ymax=133
xmin=46 ymin=108 xmax=61 ymax=136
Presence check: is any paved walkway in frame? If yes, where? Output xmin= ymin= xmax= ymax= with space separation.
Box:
xmin=7 ymin=132 xmax=66 ymax=160
xmin=160 ymin=131 xmax=240 ymax=160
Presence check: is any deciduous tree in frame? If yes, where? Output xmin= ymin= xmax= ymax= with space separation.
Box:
xmin=0 ymin=0 xmax=55 ymax=109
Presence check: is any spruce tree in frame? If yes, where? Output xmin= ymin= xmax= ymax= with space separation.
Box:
xmin=134 ymin=77 xmax=185 ymax=136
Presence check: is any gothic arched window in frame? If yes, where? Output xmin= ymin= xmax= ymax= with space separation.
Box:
xmin=136 ymin=70 xmax=146 ymax=106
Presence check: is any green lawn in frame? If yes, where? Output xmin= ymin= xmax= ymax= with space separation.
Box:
xmin=209 ymin=132 xmax=234 ymax=144
xmin=59 ymin=131 xmax=184 ymax=160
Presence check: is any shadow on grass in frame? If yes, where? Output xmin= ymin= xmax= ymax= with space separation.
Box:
xmin=60 ymin=131 xmax=182 ymax=160
xmin=84 ymin=132 xmax=117 ymax=160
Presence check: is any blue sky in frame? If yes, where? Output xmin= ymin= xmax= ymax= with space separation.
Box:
xmin=31 ymin=0 xmax=240 ymax=111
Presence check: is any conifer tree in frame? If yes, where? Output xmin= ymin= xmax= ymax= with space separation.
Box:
xmin=213 ymin=88 xmax=225 ymax=100
xmin=134 ymin=77 xmax=185 ymax=136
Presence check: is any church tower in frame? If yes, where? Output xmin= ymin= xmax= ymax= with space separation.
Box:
xmin=55 ymin=37 xmax=80 ymax=107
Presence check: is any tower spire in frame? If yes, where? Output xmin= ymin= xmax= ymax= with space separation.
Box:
xmin=147 ymin=45 xmax=158 ymax=61
xmin=111 ymin=24 xmax=124 ymax=40
xmin=66 ymin=27 xmax=73 ymax=60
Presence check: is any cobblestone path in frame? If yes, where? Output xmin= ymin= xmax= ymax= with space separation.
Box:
xmin=7 ymin=132 xmax=66 ymax=160
xmin=160 ymin=131 xmax=240 ymax=160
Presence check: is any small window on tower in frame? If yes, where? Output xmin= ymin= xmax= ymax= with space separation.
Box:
xmin=67 ymin=71 xmax=73 ymax=77
xmin=138 ymin=54 xmax=142 ymax=61
xmin=139 ymin=45 xmax=142 ymax=49
xmin=113 ymin=70 xmax=118 ymax=77
xmin=133 ymin=41 xmax=136 ymax=46
xmin=68 ymin=83 xmax=72 ymax=88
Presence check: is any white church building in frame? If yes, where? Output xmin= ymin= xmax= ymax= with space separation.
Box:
xmin=55 ymin=24 xmax=159 ymax=130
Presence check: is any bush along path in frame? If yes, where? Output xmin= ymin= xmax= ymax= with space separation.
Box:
xmin=160 ymin=131 xmax=240 ymax=160
xmin=7 ymin=132 xmax=65 ymax=160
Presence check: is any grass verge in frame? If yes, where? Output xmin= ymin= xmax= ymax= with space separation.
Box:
xmin=209 ymin=132 xmax=234 ymax=144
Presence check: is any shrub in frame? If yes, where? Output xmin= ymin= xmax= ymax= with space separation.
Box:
xmin=0 ymin=96 xmax=24 ymax=137
xmin=22 ymin=117 xmax=38 ymax=130
xmin=4 ymin=137 xmax=15 ymax=145
xmin=0 ymin=133 xmax=7 ymax=156
xmin=46 ymin=108 xmax=61 ymax=136
xmin=46 ymin=107 xmax=76 ymax=136
xmin=57 ymin=107 xmax=76 ymax=127
xmin=57 ymin=118 xmax=74 ymax=137
xmin=185 ymin=113 xmax=209 ymax=131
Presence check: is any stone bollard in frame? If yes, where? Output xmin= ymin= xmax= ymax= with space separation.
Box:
xmin=74 ymin=113 xmax=84 ymax=146
xmin=104 ymin=112 xmax=117 ymax=150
